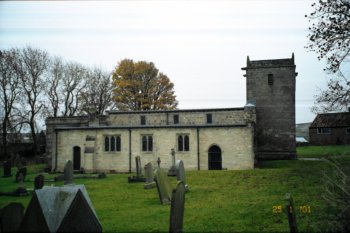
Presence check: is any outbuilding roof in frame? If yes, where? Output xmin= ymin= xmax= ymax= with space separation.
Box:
xmin=310 ymin=112 xmax=350 ymax=128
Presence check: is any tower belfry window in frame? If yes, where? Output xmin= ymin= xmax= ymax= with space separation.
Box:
xmin=268 ymin=74 xmax=274 ymax=85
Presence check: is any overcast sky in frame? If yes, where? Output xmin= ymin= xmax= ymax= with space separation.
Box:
xmin=0 ymin=0 xmax=332 ymax=124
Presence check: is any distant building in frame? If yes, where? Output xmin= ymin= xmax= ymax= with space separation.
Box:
xmin=296 ymin=122 xmax=311 ymax=142
xmin=309 ymin=110 xmax=350 ymax=145
xmin=46 ymin=55 xmax=297 ymax=173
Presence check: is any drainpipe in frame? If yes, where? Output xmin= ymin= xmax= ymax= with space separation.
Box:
xmin=197 ymin=127 xmax=200 ymax=170
xmin=129 ymin=128 xmax=132 ymax=173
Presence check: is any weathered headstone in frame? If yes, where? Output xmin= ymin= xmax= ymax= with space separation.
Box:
xmin=175 ymin=160 xmax=189 ymax=192
xmin=34 ymin=174 xmax=45 ymax=190
xmin=128 ymin=156 xmax=146 ymax=182
xmin=168 ymin=149 xmax=177 ymax=176
xmin=15 ymin=167 xmax=27 ymax=183
xmin=0 ymin=202 xmax=24 ymax=232
xmin=3 ymin=160 xmax=12 ymax=177
xmin=155 ymin=169 xmax=173 ymax=205
xmin=285 ymin=193 xmax=298 ymax=233
xmin=14 ymin=173 xmax=28 ymax=196
xmin=64 ymin=160 xmax=74 ymax=185
xmin=54 ymin=174 xmax=64 ymax=182
xmin=136 ymin=156 xmax=142 ymax=176
xmin=169 ymin=181 xmax=186 ymax=233
xmin=144 ymin=162 xmax=156 ymax=189
xmin=19 ymin=185 xmax=102 ymax=232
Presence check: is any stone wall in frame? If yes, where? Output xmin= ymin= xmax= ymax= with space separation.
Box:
xmin=55 ymin=125 xmax=255 ymax=172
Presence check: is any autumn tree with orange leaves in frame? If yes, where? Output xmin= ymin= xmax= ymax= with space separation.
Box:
xmin=112 ymin=59 xmax=178 ymax=111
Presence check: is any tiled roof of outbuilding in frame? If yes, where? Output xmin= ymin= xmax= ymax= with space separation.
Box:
xmin=310 ymin=112 xmax=350 ymax=128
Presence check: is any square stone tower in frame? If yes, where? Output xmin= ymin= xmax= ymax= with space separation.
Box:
xmin=242 ymin=54 xmax=297 ymax=159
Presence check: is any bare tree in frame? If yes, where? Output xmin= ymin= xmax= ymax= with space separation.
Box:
xmin=0 ymin=49 xmax=21 ymax=159
xmin=306 ymin=0 xmax=350 ymax=112
xmin=18 ymin=46 xmax=49 ymax=153
xmin=79 ymin=67 xmax=115 ymax=115
xmin=61 ymin=62 xmax=87 ymax=116
xmin=311 ymin=71 xmax=350 ymax=113
xmin=43 ymin=56 xmax=64 ymax=117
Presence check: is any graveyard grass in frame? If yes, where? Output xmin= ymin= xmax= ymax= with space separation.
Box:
xmin=1 ymin=145 xmax=350 ymax=232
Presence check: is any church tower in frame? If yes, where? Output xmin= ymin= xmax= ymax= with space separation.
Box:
xmin=242 ymin=54 xmax=297 ymax=159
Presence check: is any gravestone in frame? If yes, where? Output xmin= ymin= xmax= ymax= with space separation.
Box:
xmin=34 ymin=174 xmax=45 ymax=190
xmin=15 ymin=167 xmax=27 ymax=183
xmin=14 ymin=173 xmax=28 ymax=196
xmin=144 ymin=162 xmax=156 ymax=189
xmin=74 ymin=173 xmax=107 ymax=179
xmin=0 ymin=202 xmax=24 ymax=232
xmin=154 ymin=169 xmax=173 ymax=205
xmin=135 ymin=156 xmax=142 ymax=176
xmin=175 ymin=160 xmax=189 ymax=192
xmin=167 ymin=149 xmax=177 ymax=176
xmin=54 ymin=174 xmax=64 ymax=182
xmin=3 ymin=160 xmax=12 ymax=177
xmin=169 ymin=181 xmax=186 ymax=233
xmin=128 ymin=156 xmax=146 ymax=182
xmin=19 ymin=184 xmax=102 ymax=232
xmin=64 ymin=160 xmax=74 ymax=185
xmin=285 ymin=193 xmax=298 ymax=233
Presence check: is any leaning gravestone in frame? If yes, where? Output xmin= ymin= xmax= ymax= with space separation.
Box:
xmin=64 ymin=160 xmax=74 ymax=185
xmin=3 ymin=160 xmax=12 ymax=177
xmin=169 ymin=181 xmax=186 ymax=233
xmin=0 ymin=202 xmax=24 ymax=232
xmin=144 ymin=162 xmax=156 ymax=189
xmin=19 ymin=184 xmax=102 ymax=232
xmin=155 ymin=169 xmax=173 ymax=205
xmin=34 ymin=174 xmax=45 ymax=190
xmin=175 ymin=160 xmax=189 ymax=192
xmin=128 ymin=156 xmax=146 ymax=182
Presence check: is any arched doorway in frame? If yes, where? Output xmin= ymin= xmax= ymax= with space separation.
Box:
xmin=73 ymin=146 xmax=81 ymax=170
xmin=208 ymin=145 xmax=222 ymax=170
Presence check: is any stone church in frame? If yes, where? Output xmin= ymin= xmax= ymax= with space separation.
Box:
xmin=46 ymin=55 xmax=297 ymax=173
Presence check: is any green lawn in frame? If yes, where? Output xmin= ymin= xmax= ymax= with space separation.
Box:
xmin=297 ymin=144 xmax=350 ymax=158
xmin=1 ymin=145 xmax=349 ymax=232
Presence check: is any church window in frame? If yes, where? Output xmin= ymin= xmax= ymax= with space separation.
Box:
xmin=142 ymin=135 xmax=153 ymax=152
xmin=206 ymin=114 xmax=212 ymax=124
xmin=317 ymin=128 xmax=331 ymax=134
xmin=141 ymin=116 xmax=146 ymax=125
xmin=174 ymin=114 xmax=179 ymax=124
xmin=105 ymin=137 xmax=109 ymax=151
xmin=105 ymin=136 xmax=121 ymax=152
xmin=268 ymin=74 xmax=274 ymax=85
xmin=178 ymin=135 xmax=190 ymax=151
